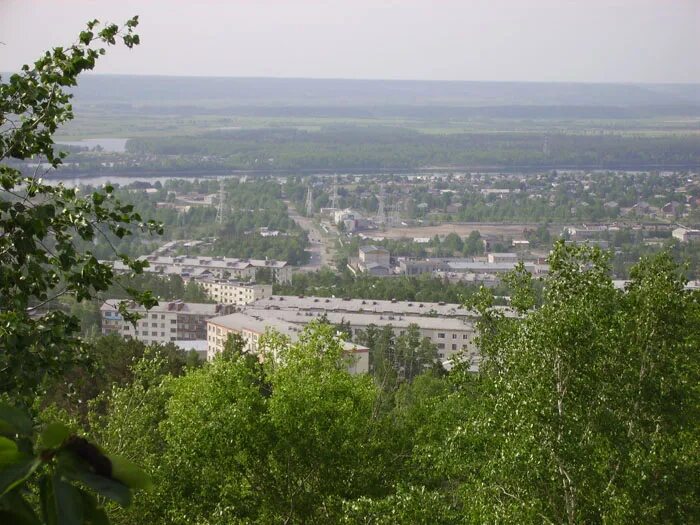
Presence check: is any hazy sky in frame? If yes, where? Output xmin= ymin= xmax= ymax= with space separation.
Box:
xmin=1 ymin=0 xmax=698 ymax=83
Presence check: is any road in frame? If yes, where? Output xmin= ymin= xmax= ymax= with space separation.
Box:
xmin=286 ymin=202 xmax=335 ymax=272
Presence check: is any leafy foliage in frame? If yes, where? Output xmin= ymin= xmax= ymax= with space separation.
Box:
xmin=0 ymin=17 xmax=161 ymax=400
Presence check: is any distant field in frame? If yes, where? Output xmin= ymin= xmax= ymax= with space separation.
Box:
xmin=55 ymin=109 xmax=700 ymax=142
xmin=379 ymin=222 xmax=545 ymax=240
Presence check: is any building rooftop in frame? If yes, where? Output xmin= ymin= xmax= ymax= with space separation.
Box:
xmin=251 ymin=295 xmax=477 ymax=318
xmin=100 ymin=300 xmax=225 ymax=316
xmin=208 ymin=312 xmax=368 ymax=354
xmin=243 ymin=307 xmax=474 ymax=331
xmin=106 ymin=255 xmax=288 ymax=272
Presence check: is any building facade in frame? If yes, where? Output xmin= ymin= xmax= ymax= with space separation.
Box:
xmin=196 ymin=278 xmax=272 ymax=305
xmin=206 ymin=312 xmax=369 ymax=374
xmin=100 ymin=300 xmax=234 ymax=344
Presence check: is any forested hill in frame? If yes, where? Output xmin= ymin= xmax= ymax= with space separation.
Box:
xmin=67 ymin=75 xmax=700 ymax=108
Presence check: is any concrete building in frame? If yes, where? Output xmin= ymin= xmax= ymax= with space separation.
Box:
xmin=357 ymin=245 xmax=391 ymax=276
xmin=672 ymin=227 xmax=700 ymax=243
xmin=206 ymin=312 xmax=369 ymax=374
xmin=243 ymin=295 xmax=500 ymax=361
xmin=108 ymin=255 xmax=292 ymax=284
xmin=100 ymin=300 xmax=235 ymax=344
xmin=486 ymin=252 xmax=519 ymax=264
xmin=359 ymin=245 xmax=390 ymax=266
xmin=196 ymin=278 xmax=272 ymax=305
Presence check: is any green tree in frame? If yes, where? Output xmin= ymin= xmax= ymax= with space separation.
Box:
xmin=0 ymin=17 xmax=154 ymax=524
xmin=458 ymin=241 xmax=700 ymax=523
xmin=0 ymin=17 xmax=159 ymax=401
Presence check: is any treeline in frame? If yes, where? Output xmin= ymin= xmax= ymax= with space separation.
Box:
xmin=125 ymin=126 xmax=700 ymax=170
xmin=274 ymin=268 xmax=513 ymax=303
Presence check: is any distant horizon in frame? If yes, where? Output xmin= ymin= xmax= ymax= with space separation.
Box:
xmin=7 ymin=72 xmax=696 ymax=88
xmin=2 ymin=1 xmax=698 ymax=84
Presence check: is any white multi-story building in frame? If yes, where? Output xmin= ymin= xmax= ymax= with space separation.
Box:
xmin=211 ymin=295 xmax=505 ymax=363
xmin=206 ymin=312 xmax=369 ymax=374
xmin=100 ymin=300 xmax=234 ymax=344
xmin=196 ymin=278 xmax=272 ymax=305
xmin=672 ymin=227 xmax=700 ymax=243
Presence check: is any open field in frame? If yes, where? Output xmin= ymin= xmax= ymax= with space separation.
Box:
xmin=379 ymin=222 xmax=546 ymax=239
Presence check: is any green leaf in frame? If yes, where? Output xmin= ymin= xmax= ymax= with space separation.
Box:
xmin=0 ymin=404 xmax=33 ymax=437
xmin=40 ymin=423 xmax=70 ymax=450
xmin=0 ymin=489 xmax=41 ymax=525
xmin=108 ymin=455 xmax=152 ymax=491
xmin=79 ymin=489 xmax=109 ymax=525
xmin=65 ymin=470 xmax=131 ymax=507
xmin=52 ymin=475 xmax=83 ymax=525
xmin=0 ymin=437 xmax=17 ymax=454
xmin=0 ymin=456 xmax=40 ymax=497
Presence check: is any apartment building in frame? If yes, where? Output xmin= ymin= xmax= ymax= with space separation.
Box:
xmin=100 ymin=300 xmax=235 ymax=344
xmin=196 ymin=278 xmax=272 ymax=305
xmin=243 ymin=307 xmax=476 ymax=361
xmin=238 ymin=295 xmax=499 ymax=361
xmin=206 ymin=312 xmax=369 ymax=374
xmin=108 ymin=255 xmax=293 ymax=283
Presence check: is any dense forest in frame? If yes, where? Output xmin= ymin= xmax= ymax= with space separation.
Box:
xmin=125 ymin=127 xmax=700 ymax=170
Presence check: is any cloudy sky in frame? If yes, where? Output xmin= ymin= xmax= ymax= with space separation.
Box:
xmin=1 ymin=0 xmax=698 ymax=83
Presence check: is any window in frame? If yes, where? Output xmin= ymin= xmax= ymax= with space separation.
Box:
xmin=151 ymin=322 xmax=158 ymax=327
xmin=151 ymin=314 xmax=157 ymax=319
xmin=438 ymin=333 xmax=445 ymax=339
xmin=161 ymin=332 xmax=165 ymax=337
xmin=151 ymin=331 xmax=158 ymax=336
xmin=170 ymin=328 xmax=176 ymax=333
xmin=437 ymin=343 xmax=445 ymax=350
xmin=161 ymin=314 xmax=165 ymax=320
xmin=452 ymin=333 xmax=457 ymax=339
xmin=171 ymin=319 xmax=177 ymax=324
xmin=462 ymin=334 xmax=469 ymax=340
xmin=451 ymin=344 xmax=457 ymax=350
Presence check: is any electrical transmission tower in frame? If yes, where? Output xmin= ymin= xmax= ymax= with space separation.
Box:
xmin=329 ymin=175 xmax=339 ymax=210
xmin=305 ymin=186 xmax=314 ymax=216
xmin=389 ymin=199 xmax=401 ymax=227
xmin=216 ymin=179 xmax=227 ymax=225
xmin=375 ymin=185 xmax=386 ymax=226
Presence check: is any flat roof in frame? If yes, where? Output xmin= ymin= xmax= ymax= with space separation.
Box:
xmin=243 ymin=307 xmax=474 ymax=331
xmin=251 ymin=295 xmax=475 ymax=318
xmin=100 ymin=300 xmax=224 ymax=316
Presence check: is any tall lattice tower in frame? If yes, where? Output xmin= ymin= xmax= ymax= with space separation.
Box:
xmin=329 ymin=175 xmax=339 ymax=210
xmin=216 ymin=179 xmax=227 ymax=225
xmin=543 ymin=135 xmax=550 ymax=157
xmin=305 ymin=186 xmax=314 ymax=216
xmin=375 ymin=185 xmax=386 ymax=225
xmin=389 ymin=199 xmax=401 ymax=227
